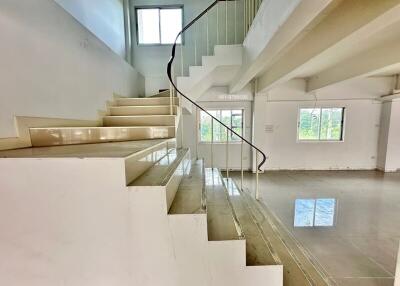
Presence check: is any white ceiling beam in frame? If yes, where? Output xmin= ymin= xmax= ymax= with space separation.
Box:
xmin=307 ymin=38 xmax=400 ymax=92
xmin=229 ymin=0 xmax=335 ymax=93
xmin=257 ymin=0 xmax=400 ymax=93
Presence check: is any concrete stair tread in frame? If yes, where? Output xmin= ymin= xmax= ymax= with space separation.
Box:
xmin=0 ymin=139 xmax=172 ymax=159
xmin=130 ymin=148 xmax=189 ymax=187
xmin=206 ymin=168 xmax=243 ymax=241
xmin=221 ymin=177 xmax=278 ymax=267
xmin=103 ymin=115 xmax=176 ymax=127
xmin=169 ymin=160 xmax=205 ymax=215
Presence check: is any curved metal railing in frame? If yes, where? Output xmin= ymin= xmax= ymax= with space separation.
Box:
xmin=167 ymin=0 xmax=265 ymax=197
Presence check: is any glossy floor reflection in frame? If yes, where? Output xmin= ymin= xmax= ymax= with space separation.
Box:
xmin=231 ymin=170 xmax=400 ymax=286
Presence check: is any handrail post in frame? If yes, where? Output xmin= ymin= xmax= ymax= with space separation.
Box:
xmin=180 ymin=92 xmax=184 ymax=148
xmin=169 ymin=69 xmax=174 ymax=115
xmin=206 ymin=11 xmax=210 ymax=55
xmin=225 ymin=0 xmax=228 ymax=45
xmin=195 ymin=107 xmax=198 ymax=160
xmin=180 ymin=44 xmax=184 ymax=76
xmin=217 ymin=3 xmax=219 ymax=45
xmin=194 ymin=24 xmax=197 ymax=66
xmin=234 ymin=0 xmax=237 ymax=43
xmin=241 ymin=139 xmax=244 ymax=190
xmin=211 ymin=117 xmax=214 ymax=168
xmin=226 ymin=129 xmax=229 ymax=178
xmin=256 ymin=151 xmax=259 ymax=200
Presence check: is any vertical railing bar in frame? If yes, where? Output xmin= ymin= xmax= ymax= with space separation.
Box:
xmin=195 ymin=107 xmax=199 ymax=159
xmin=169 ymin=68 xmax=174 ymax=115
xmin=226 ymin=128 xmax=229 ymax=178
xmin=211 ymin=117 xmax=214 ymax=168
xmin=235 ymin=0 xmax=237 ymax=43
xmin=241 ymin=138 xmax=244 ymax=190
xmin=256 ymin=151 xmax=259 ymax=200
xmin=243 ymin=0 xmax=246 ymax=40
xmin=180 ymin=42 xmax=184 ymax=76
xmin=194 ymin=24 xmax=197 ymax=66
xmin=217 ymin=3 xmax=219 ymax=45
xmin=180 ymin=92 xmax=184 ymax=148
xmin=207 ymin=11 xmax=210 ymax=56
xmin=225 ymin=0 xmax=228 ymax=45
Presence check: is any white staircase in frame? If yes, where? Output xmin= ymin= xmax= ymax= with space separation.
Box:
xmin=177 ymin=45 xmax=243 ymax=112
xmin=0 ymin=91 xmax=283 ymax=286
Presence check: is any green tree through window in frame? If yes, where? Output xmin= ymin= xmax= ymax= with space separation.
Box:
xmin=298 ymin=108 xmax=344 ymax=141
xmin=200 ymin=110 xmax=243 ymax=142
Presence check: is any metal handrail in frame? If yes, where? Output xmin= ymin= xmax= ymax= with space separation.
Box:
xmin=167 ymin=0 xmax=266 ymax=172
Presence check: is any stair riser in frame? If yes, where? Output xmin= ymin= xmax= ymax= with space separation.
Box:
xmin=110 ymin=106 xmax=178 ymax=116
xmin=116 ymin=97 xmax=179 ymax=106
xmin=103 ymin=116 xmax=176 ymax=127
xmin=30 ymin=127 xmax=175 ymax=147
xmin=165 ymin=150 xmax=191 ymax=211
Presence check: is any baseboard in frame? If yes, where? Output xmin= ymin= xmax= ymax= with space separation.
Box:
xmin=0 ymin=116 xmax=100 ymax=151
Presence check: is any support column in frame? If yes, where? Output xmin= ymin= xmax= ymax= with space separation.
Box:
xmin=251 ymin=84 xmax=267 ymax=173
xmin=377 ymin=99 xmax=400 ymax=172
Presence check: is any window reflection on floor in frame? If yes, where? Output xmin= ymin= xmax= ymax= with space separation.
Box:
xmin=205 ymin=168 xmax=223 ymax=186
xmin=294 ymin=198 xmax=336 ymax=227
xmin=222 ymin=178 xmax=241 ymax=196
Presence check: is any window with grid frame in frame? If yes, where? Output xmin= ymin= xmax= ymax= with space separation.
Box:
xmin=298 ymin=107 xmax=345 ymax=141
xmin=199 ymin=109 xmax=244 ymax=143
xmin=136 ymin=6 xmax=183 ymax=45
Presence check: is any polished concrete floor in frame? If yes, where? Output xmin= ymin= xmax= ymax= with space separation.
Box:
xmin=231 ymin=170 xmax=400 ymax=286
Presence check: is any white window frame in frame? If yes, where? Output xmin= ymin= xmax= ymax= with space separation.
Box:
xmin=135 ymin=5 xmax=184 ymax=46
xmin=198 ymin=108 xmax=245 ymax=144
xmin=297 ymin=107 xmax=346 ymax=143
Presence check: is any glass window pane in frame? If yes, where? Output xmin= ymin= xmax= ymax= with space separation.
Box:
xmin=294 ymin=199 xmax=315 ymax=227
xmin=299 ymin=108 xmax=321 ymax=140
xmin=137 ymin=9 xmax=160 ymax=44
xmin=315 ymin=199 xmax=336 ymax=226
xmin=320 ymin=108 xmax=343 ymax=141
xmin=160 ymin=9 xmax=182 ymax=44
xmin=200 ymin=111 xmax=211 ymax=142
xmin=232 ymin=127 xmax=242 ymax=141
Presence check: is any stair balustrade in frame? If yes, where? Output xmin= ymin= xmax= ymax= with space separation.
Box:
xmin=167 ymin=0 xmax=265 ymax=200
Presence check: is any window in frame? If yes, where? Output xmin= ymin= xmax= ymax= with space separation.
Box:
xmin=298 ymin=107 xmax=345 ymax=141
xmin=136 ymin=6 xmax=183 ymax=45
xmin=294 ymin=198 xmax=336 ymax=227
xmin=199 ymin=109 xmax=243 ymax=143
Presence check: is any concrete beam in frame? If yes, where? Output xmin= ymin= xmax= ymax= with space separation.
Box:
xmin=307 ymin=38 xmax=400 ymax=91
xmin=257 ymin=0 xmax=400 ymax=93
xmin=230 ymin=0 xmax=335 ymax=93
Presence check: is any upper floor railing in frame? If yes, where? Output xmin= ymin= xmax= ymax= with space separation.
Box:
xmin=167 ymin=0 xmax=265 ymax=199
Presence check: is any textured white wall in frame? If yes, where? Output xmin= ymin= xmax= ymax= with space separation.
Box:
xmin=0 ymin=0 xmax=144 ymax=138
xmin=55 ymin=0 xmax=127 ymax=58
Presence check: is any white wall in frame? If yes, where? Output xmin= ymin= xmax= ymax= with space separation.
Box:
xmin=258 ymin=78 xmax=391 ymax=170
xmin=130 ymin=0 xmax=244 ymax=95
xmin=0 ymin=0 xmax=144 ymax=139
xmin=55 ymin=0 xmax=127 ymax=58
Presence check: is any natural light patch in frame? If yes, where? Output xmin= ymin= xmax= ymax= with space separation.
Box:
xmin=137 ymin=7 xmax=182 ymax=45
xmin=199 ymin=109 xmax=243 ymax=143
xmin=298 ymin=108 xmax=344 ymax=141
xmin=294 ymin=198 xmax=336 ymax=227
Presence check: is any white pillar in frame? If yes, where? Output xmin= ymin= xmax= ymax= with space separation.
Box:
xmin=251 ymin=84 xmax=267 ymax=173
xmin=377 ymin=99 xmax=400 ymax=172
